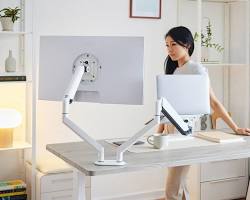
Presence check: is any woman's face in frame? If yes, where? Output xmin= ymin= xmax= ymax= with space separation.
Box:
xmin=165 ymin=36 xmax=189 ymax=61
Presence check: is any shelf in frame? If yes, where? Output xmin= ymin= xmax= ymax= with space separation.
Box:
xmin=0 ymin=73 xmax=26 ymax=82
xmin=188 ymin=0 xmax=247 ymax=3
xmin=0 ymin=72 xmax=26 ymax=76
xmin=203 ymin=0 xmax=246 ymax=2
xmin=0 ymin=31 xmax=32 ymax=35
xmin=202 ymin=63 xmax=248 ymax=67
xmin=0 ymin=141 xmax=31 ymax=151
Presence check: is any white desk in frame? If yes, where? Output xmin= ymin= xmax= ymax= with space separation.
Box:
xmin=46 ymin=135 xmax=250 ymax=200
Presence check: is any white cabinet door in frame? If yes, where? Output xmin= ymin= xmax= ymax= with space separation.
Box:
xmin=201 ymin=176 xmax=248 ymax=200
xmin=201 ymin=159 xmax=247 ymax=182
xmin=41 ymin=190 xmax=73 ymax=200
xmin=41 ymin=173 xmax=73 ymax=193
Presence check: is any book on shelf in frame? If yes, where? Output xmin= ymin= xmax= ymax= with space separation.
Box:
xmin=0 ymin=194 xmax=27 ymax=200
xmin=0 ymin=191 xmax=26 ymax=198
xmin=0 ymin=76 xmax=26 ymax=82
xmin=196 ymin=131 xmax=245 ymax=143
xmin=0 ymin=180 xmax=26 ymax=191
xmin=0 ymin=188 xmax=25 ymax=195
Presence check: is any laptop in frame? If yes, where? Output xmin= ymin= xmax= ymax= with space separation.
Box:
xmin=156 ymin=75 xmax=210 ymax=141
xmin=156 ymin=75 xmax=210 ymax=115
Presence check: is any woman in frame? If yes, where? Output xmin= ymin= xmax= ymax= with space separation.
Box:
xmin=159 ymin=26 xmax=250 ymax=200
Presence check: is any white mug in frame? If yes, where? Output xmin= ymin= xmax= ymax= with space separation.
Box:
xmin=147 ymin=134 xmax=169 ymax=149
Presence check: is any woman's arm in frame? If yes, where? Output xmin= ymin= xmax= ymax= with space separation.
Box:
xmin=210 ymin=87 xmax=250 ymax=135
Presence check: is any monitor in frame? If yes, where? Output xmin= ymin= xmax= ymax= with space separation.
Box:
xmin=156 ymin=75 xmax=210 ymax=115
xmin=39 ymin=36 xmax=144 ymax=105
xmin=39 ymin=36 xmax=144 ymax=166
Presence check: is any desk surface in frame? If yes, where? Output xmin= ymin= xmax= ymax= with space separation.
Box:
xmin=47 ymin=135 xmax=250 ymax=176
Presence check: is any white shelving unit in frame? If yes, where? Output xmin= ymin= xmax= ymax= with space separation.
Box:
xmin=0 ymin=142 xmax=31 ymax=151
xmin=178 ymin=0 xmax=250 ymax=199
xmin=0 ymin=0 xmax=33 ymax=199
xmin=178 ymin=0 xmax=249 ymax=123
xmin=0 ymin=0 xmax=33 ymax=77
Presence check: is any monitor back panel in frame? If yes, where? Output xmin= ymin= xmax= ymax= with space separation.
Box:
xmin=157 ymin=75 xmax=210 ymax=115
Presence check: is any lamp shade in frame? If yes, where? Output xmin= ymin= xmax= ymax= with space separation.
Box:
xmin=0 ymin=109 xmax=22 ymax=128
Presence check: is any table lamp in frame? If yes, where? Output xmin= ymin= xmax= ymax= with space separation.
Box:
xmin=0 ymin=108 xmax=22 ymax=148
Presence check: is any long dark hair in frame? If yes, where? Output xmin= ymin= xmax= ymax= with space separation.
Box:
xmin=164 ymin=26 xmax=194 ymax=74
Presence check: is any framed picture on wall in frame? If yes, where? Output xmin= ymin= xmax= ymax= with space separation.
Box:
xmin=129 ymin=0 xmax=162 ymax=19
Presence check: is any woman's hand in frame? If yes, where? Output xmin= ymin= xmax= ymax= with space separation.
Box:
xmin=156 ymin=124 xmax=175 ymax=134
xmin=234 ymin=127 xmax=250 ymax=135
xmin=164 ymin=124 xmax=175 ymax=134
xmin=157 ymin=124 xmax=164 ymax=133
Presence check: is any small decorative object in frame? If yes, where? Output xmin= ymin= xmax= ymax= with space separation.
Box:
xmin=200 ymin=114 xmax=212 ymax=131
xmin=0 ymin=7 xmax=21 ymax=31
xmin=0 ymin=108 xmax=22 ymax=148
xmin=194 ymin=18 xmax=224 ymax=62
xmin=5 ymin=50 xmax=16 ymax=72
xmin=129 ymin=0 xmax=161 ymax=19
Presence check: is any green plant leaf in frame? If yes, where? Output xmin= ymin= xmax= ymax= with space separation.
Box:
xmin=194 ymin=18 xmax=224 ymax=53
xmin=0 ymin=6 xmax=21 ymax=23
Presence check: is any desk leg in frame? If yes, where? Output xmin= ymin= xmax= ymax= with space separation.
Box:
xmin=73 ymin=169 xmax=86 ymax=200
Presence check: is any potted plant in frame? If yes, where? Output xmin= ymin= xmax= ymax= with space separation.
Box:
xmin=0 ymin=7 xmax=21 ymax=31
xmin=194 ymin=18 xmax=224 ymax=62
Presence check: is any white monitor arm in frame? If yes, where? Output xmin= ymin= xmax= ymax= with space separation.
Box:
xmin=63 ymin=54 xmax=107 ymax=165
xmin=63 ymin=54 xmax=191 ymax=166
xmin=63 ymin=53 xmax=129 ymax=166
xmin=158 ymin=98 xmax=192 ymax=136
xmin=116 ymin=98 xmax=192 ymax=163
